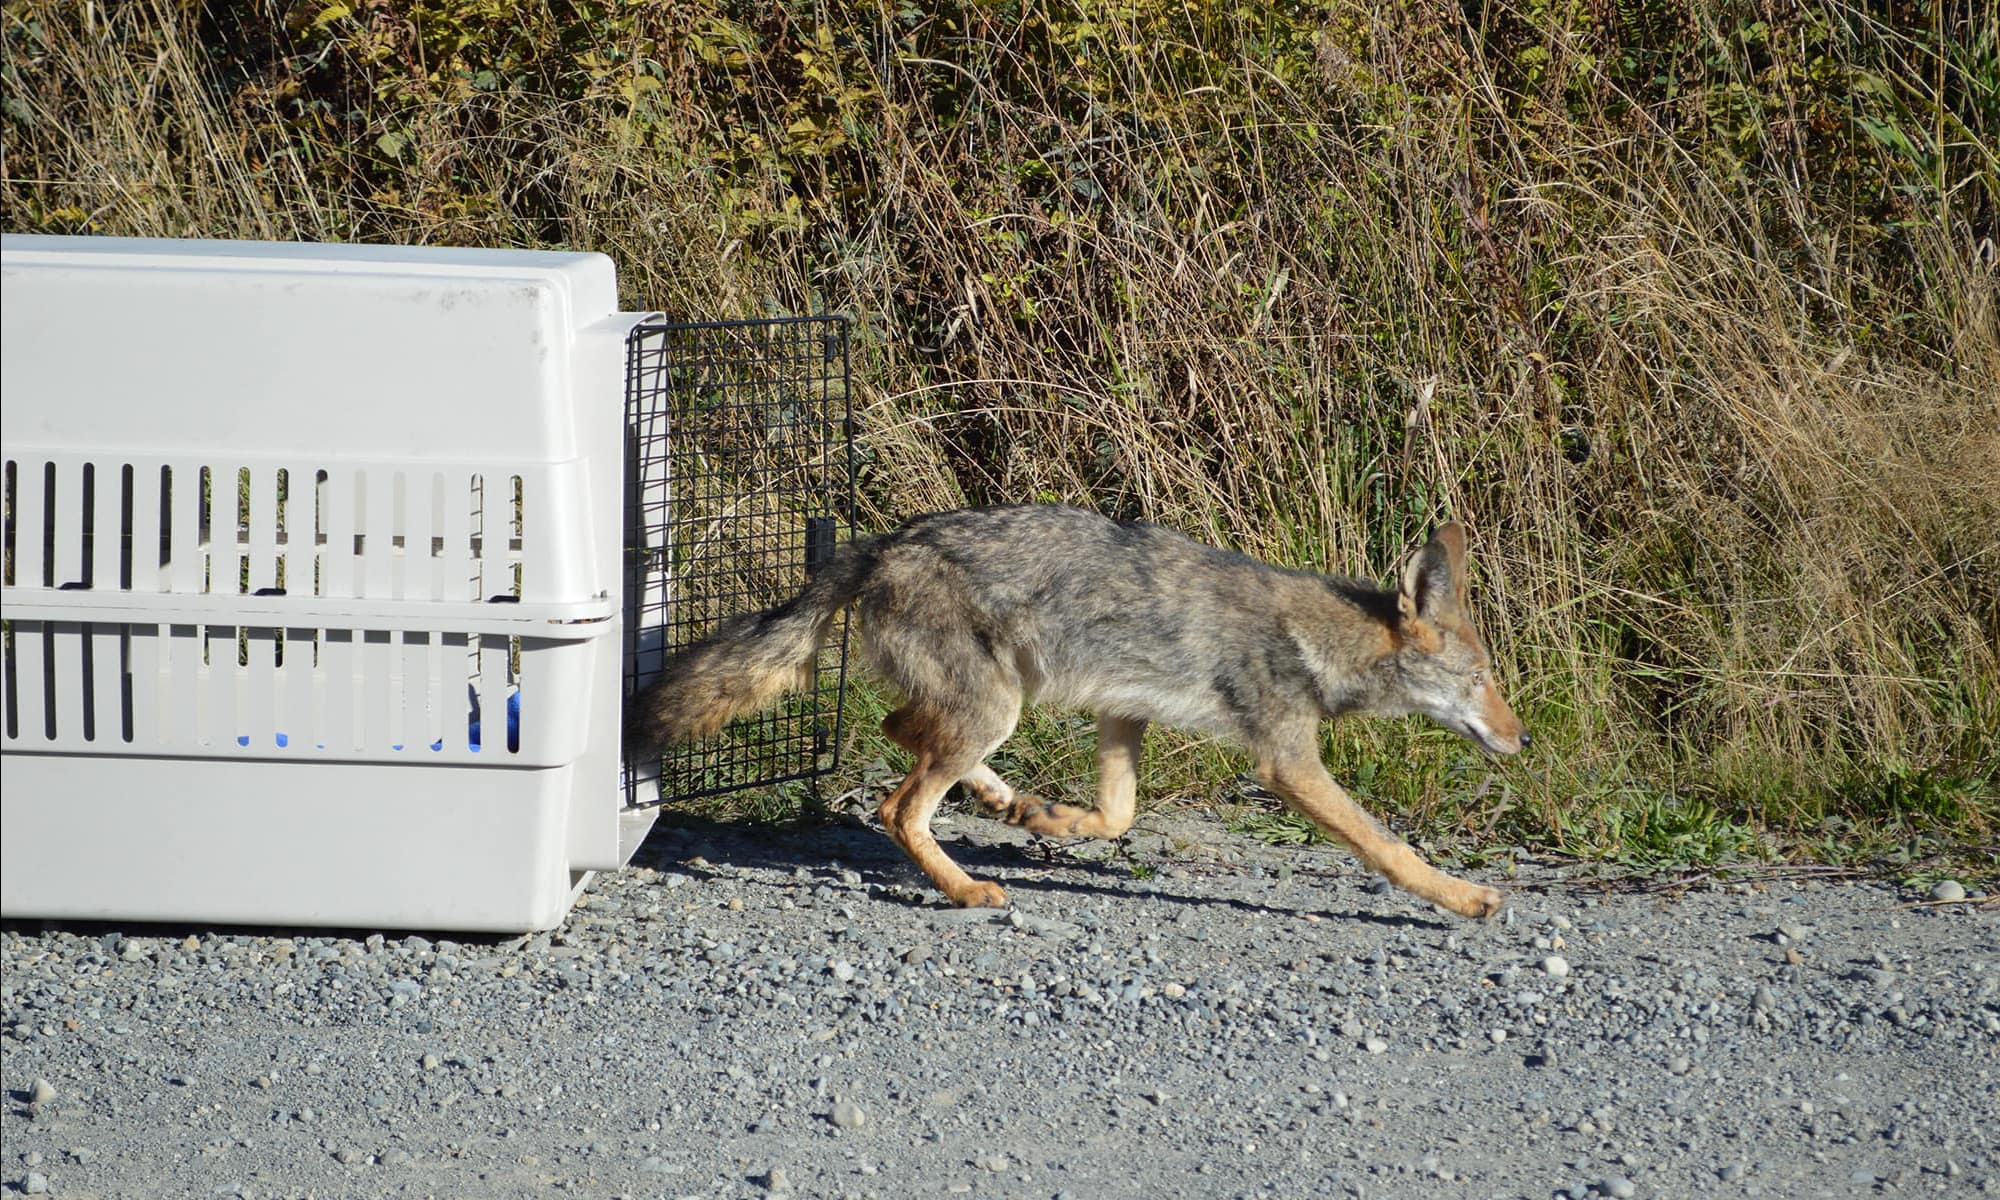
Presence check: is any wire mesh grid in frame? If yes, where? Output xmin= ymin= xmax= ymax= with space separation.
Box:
xmin=623 ymin=316 xmax=854 ymax=806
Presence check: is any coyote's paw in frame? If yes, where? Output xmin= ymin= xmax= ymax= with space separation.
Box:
xmin=967 ymin=785 xmax=1021 ymax=819
xmin=949 ymin=880 xmax=1010 ymax=909
xmin=1453 ymin=885 xmax=1506 ymax=920
xmin=979 ymin=791 xmax=1113 ymax=838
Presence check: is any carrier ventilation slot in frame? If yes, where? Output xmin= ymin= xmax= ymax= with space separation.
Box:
xmin=1 ymin=457 xmax=536 ymax=757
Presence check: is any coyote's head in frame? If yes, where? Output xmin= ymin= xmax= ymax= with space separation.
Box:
xmin=1389 ymin=524 xmax=1530 ymax=755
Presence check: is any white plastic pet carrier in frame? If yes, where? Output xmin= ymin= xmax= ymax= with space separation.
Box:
xmin=0 ymin=236 xmax=662 ymax=931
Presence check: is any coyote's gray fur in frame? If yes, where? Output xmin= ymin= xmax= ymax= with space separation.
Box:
xmin=628 ymin=505 xmax=1528 ymax=917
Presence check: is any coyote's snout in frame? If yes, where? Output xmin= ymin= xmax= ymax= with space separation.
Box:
xmin=628 ymin=505 xmax=1528 ymax=919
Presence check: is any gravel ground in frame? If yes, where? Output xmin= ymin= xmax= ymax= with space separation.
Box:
xmin=4 ymin=805 xmax=1996 ymax=1200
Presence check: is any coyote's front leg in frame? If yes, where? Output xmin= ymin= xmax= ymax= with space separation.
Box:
xmin=1258 ymin=753 xmax=1504 ymax=919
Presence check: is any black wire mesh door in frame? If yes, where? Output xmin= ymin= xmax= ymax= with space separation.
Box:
xmin=623 ymin=316 xmax=855 ymax=806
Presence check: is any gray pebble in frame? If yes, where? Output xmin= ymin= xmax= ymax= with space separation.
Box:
xmin=1930 ymin=880 xmax=1966 ymax=902
xmin=22 ymin=1173 xmax=48 ymax=1196
xmin=1598 ymin=1175 xmax=1636 ymax=1198
xmin=1543 ymin=955 xmax=1572 ymax=978
xmin=28 ymin=1078 xmax=56 ymax=1105
xmin=830 ymin=1099 xmax=867 ymax=1130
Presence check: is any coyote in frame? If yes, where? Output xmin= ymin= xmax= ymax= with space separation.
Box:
xmin=628 ymin=505 xmax=1528 ymax=918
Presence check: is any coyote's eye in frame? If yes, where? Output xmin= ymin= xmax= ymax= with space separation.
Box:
xmin=1471 ymin=669 xmax=1486 ymax=686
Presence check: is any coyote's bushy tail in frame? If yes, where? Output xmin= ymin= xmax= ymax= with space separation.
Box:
xmin=624 ymin=539 xmax=876 ymax=753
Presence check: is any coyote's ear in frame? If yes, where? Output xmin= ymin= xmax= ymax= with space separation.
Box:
xmin=1398 ymin=522 xmax=1468 ymax=621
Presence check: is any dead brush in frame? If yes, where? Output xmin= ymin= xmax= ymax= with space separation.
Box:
xmin=3 ymin=0 xmax=1993 ymax=866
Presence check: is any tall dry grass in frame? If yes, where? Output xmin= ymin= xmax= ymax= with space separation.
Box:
xmin=4 ymin=0 xmax=1994 ymax=861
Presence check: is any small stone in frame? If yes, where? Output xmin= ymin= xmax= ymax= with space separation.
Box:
xmin=1364 ymin=1037 xmax=1388 ymax=1054
xmin=22 ymin=1173 xmax=49 ymax=1195
xmin=1667 ymin=1055 xmax=1691 ymax=1076
xmin=1776 ymin=922 xmax=1807 ymax=943
xmin=1930 ymin=880 xmax=1966 ymax=902
xmin=1717 ymin=1163 xmax=1745 ymax=1182
xmin=421 ymin=1054 xmax=440 ymax=1071
xmin=830 ymin=960 xmax=856 ymax=984
xmin=333 ymin=1149 xmax=362 ymax=1165
xmin=1752 ymin=986 xmax=1776 ymax=1012
xmin=830 ymin=1100 xmax=867 ymax=1131
xmin=1542 ymin=956 xmax=1572 ymax=978
xmin=764 ymin=1165 xmax=791 ymax=1191
xmin=251 ymin=1075 xmax=272 ymax=1089
xmin=28 ymin=1078 xmax=57 ymax=1105
xmin=1488 ymin=1028 xmax=1508 ymax=1045
xmin=978 ymin=1154 xmax=1010 ymax=1172
xmin=1598 ymin=1175 xmax=1636 ymax=1198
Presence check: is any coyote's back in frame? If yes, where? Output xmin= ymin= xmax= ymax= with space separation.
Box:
xmin=628 ymin=504 xmax=1527 ymax=917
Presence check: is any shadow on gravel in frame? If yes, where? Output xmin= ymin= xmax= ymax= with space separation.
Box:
xmin=636 ymin=811 xmax=1456 ymax=932
xmin=0 ymin=811 xmax=1451 ymax=945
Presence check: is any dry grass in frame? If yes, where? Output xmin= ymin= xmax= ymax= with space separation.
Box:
xmin=4 ymin=0 xmax=1994 ymax=866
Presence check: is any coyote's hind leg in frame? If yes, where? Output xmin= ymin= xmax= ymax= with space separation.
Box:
xmin=878 ymin=704 xmax=1015 ymax=908
xmin=974 ymin=715 xmax=1147 ymax=840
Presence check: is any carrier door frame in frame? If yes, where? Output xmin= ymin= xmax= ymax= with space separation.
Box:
xmin=622 ymin=315 xmax=856 ymax=808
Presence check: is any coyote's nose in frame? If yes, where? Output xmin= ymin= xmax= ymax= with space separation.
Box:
xmin=1518 ymin=731 xmax=1533 ymax=750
